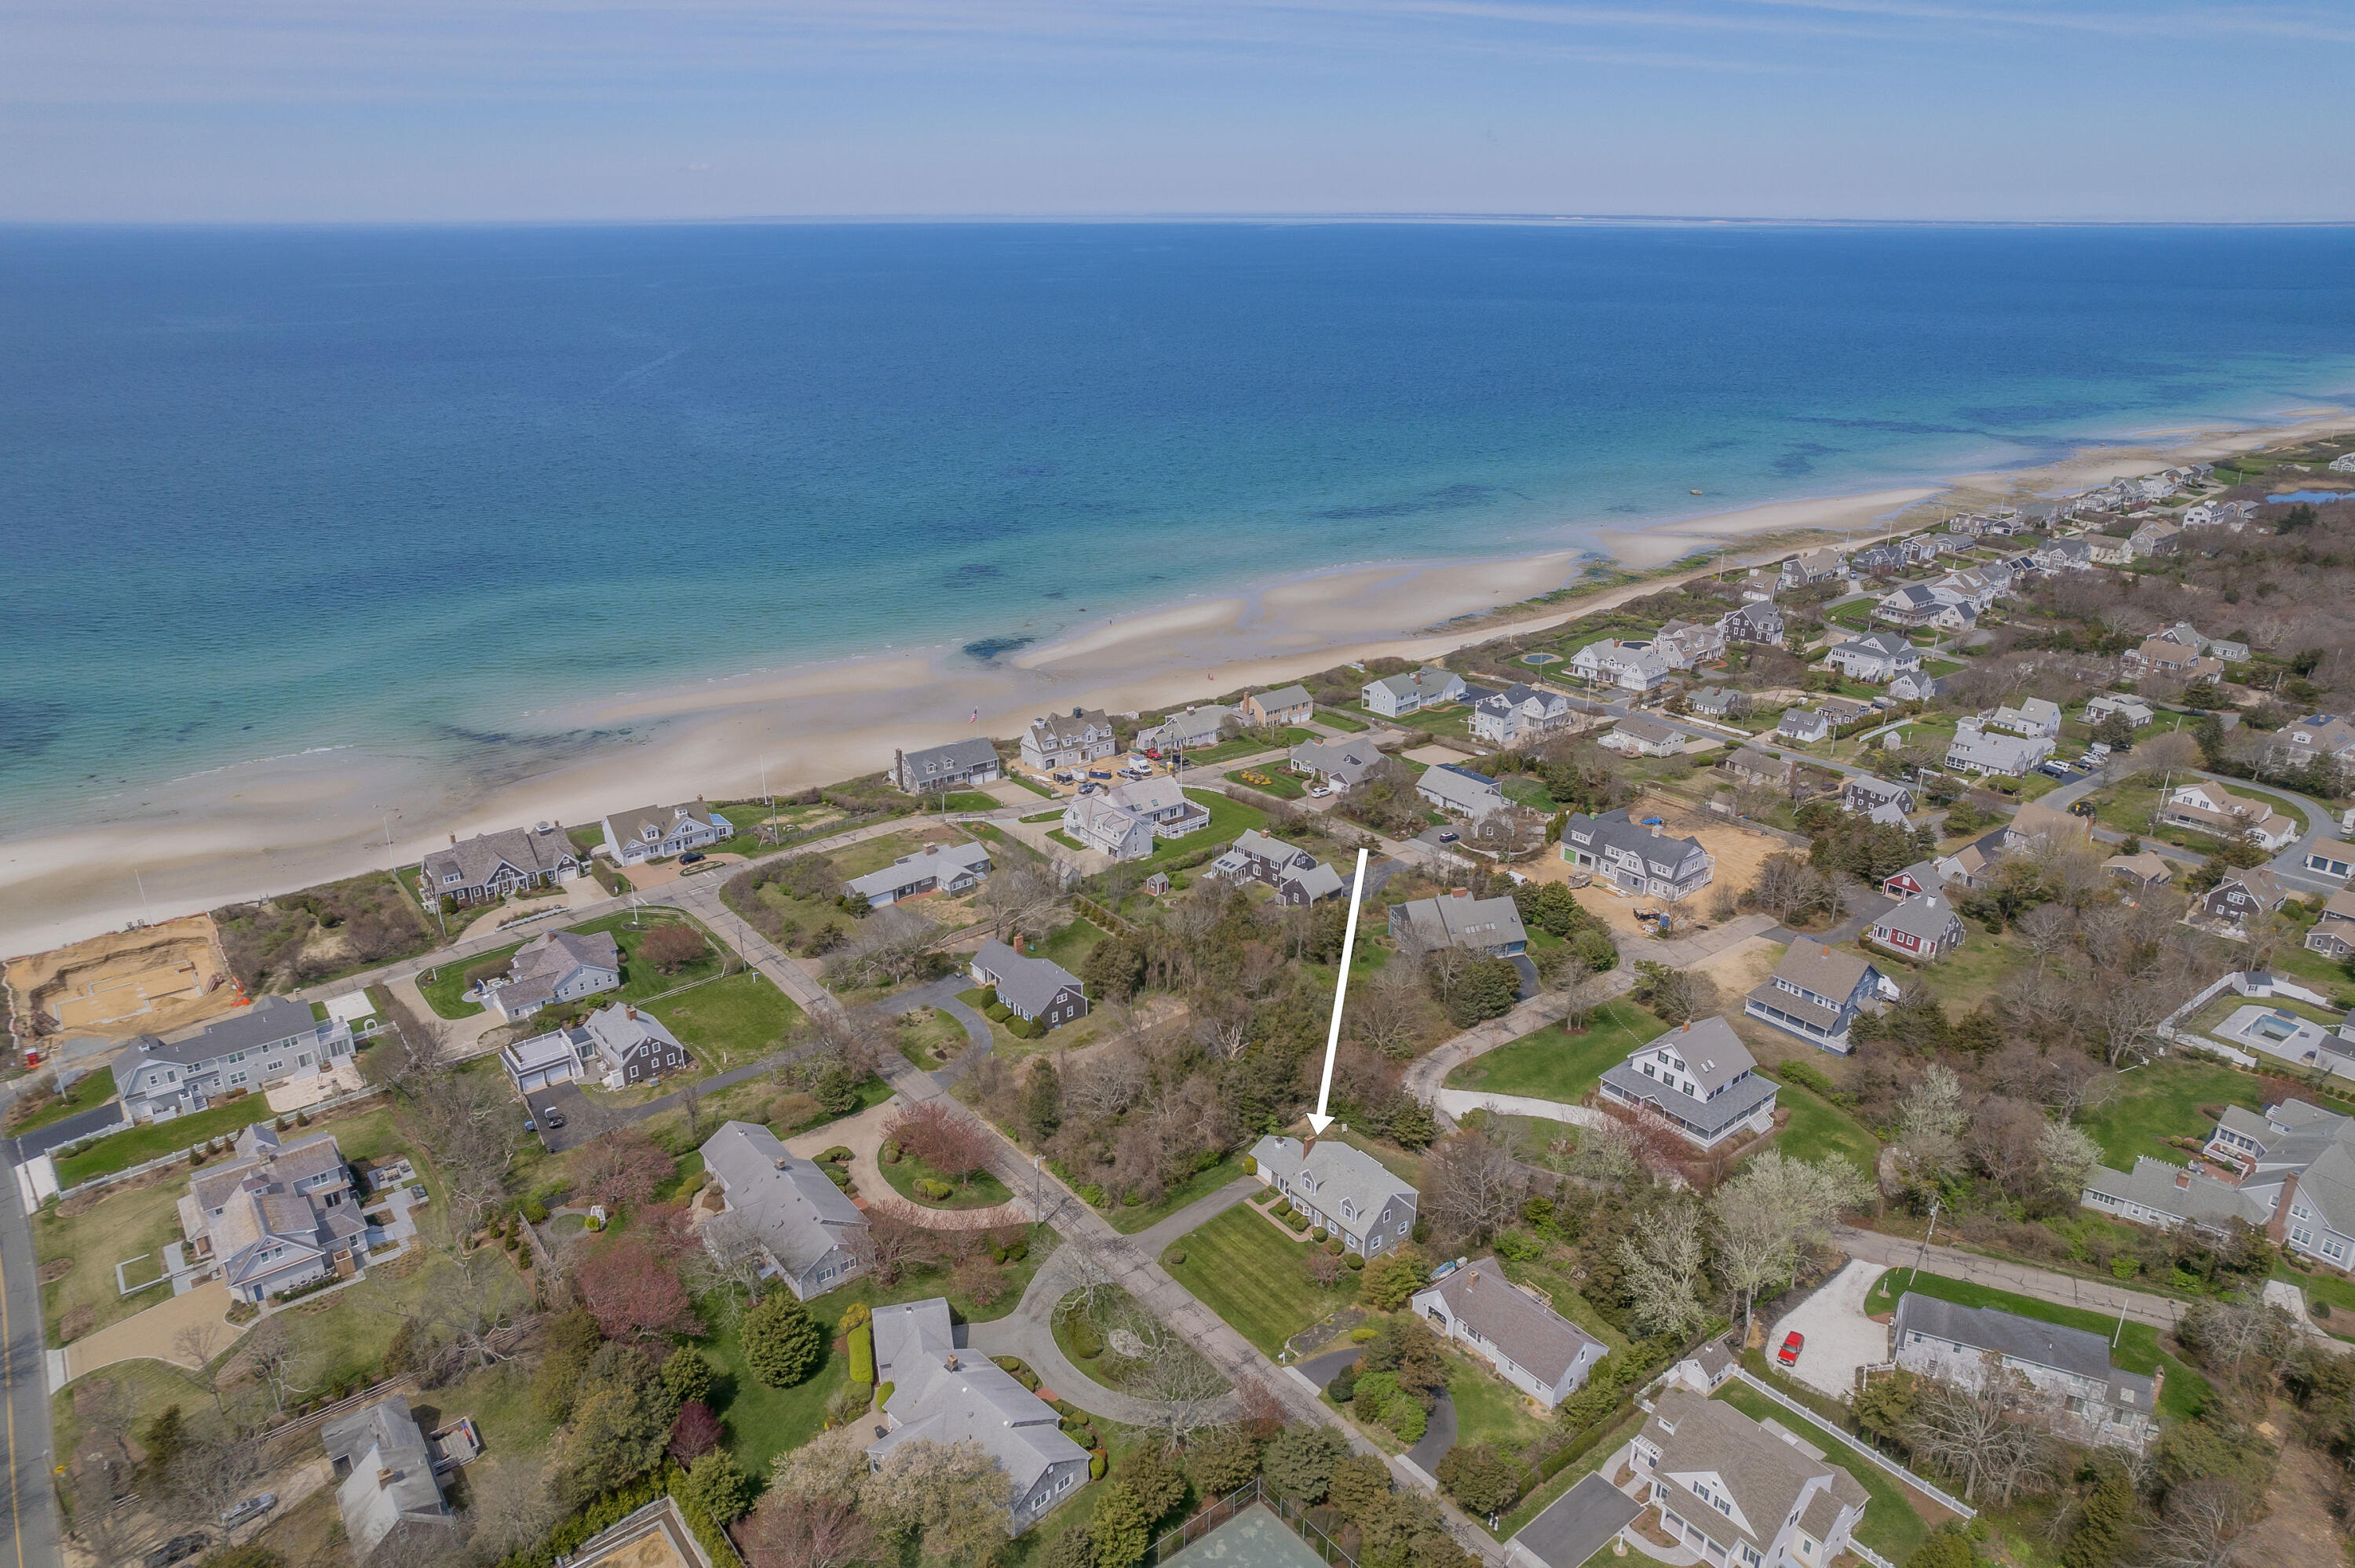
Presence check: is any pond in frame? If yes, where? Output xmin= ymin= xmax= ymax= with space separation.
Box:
xmin=2266 ymin=490 xmax=2351 ymax=504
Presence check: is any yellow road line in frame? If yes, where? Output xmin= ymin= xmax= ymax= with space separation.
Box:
xmin=0 ymin=1235 xmax=23 ymax=1568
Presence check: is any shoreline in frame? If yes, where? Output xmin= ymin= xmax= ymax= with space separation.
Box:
xmin=8 ymin=404 xmax=2352 ymax=957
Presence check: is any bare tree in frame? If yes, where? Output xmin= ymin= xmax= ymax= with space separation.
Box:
xmin=168 ymin=1322 xmax=231 ymax=1414
xmin=1422 ymin=1130 xmax=1528 ymax=1247
xmin=1052 ymin=1231 xmax=1122 ymax=1323
xmin=385 ymin=1242 xmax=528 ymax=1377
xmin=685 ymin=1211 xmax=774 ymax=1328
xmin=1345 ymin=969 xmax=1426 ymax=1061
xmin=231 ymin=1318 xmax=313 ymax=1416
xmin=846 ymin=1197 xmax=941 ymax=1287
xmin=1894 ymin=1065 xmax=1968 ymax=1183
xmin=452 ymin=1453 xmax=566 ymax=1563
xmin=1127 ymin=1318 xmax=1232 ymax=1451
xmin=2144 ymin=1479 xmax=2256 ymax=1568
xmin=1616 ymin=1202 xmax=1710 ymax=1338
xmin=406 ymin=1065 xmax=522 ymax=1232
xmin=976 ymin=862 xmax=1069 ymax=943
xmin=820 ymin=905 xmax=945 ymax=990
xmin=1906 ymin=1365 xmax=2064 ymax=1506
xmin=161 ymin=1429 xmax=268 ymax=1536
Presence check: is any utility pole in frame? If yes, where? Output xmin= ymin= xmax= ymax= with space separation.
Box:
xmin=1908 ymin=1198 xmax=1941 ymax=1293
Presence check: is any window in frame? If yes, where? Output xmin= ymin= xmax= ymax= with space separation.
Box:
xmin=228 ymin=1072 xmax=248 ymax=1086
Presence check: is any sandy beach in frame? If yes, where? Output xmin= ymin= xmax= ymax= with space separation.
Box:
xmin=6 ymin=409 xmax=2349 ymax=957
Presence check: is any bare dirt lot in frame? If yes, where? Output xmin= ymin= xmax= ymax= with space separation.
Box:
xmin=1542 ymin=804 xmax=1796 ymax=940
xmin=5 ymin=913 xmax=238 ymax=1042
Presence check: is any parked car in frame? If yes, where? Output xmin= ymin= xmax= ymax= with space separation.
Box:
xmin=1778 ymin=1331 xmax=1805 ymax=1366
xmin=2037 ymin=761 xmax=2071 ymax=779
xmin=220 ymin=1493 xmax=277 ymax=1528
xmin=144 ymin=1535 xmax=209 ymax=1568
xmin=542 ymin=1111 xmax=566 ymax=1130
xmin=1437 ymin=830 xmax=1459 ymax=844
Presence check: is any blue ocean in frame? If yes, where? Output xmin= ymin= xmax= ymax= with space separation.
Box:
xmin=4 ymin=222 xmax=2353 ymax=828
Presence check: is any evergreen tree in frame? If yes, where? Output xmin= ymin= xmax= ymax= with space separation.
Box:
xmin=2061 ymin=1458 xmax=2133 ymax=1568
xmin=677 ymin=1450 xmax=756 ymax=1525
xmin=1088 ymin=1482 xmax=1152 ymax=1568
xmin=1024 ymin=1059 xmax=1064 ymax=1142
xmin=744 ymin=1292 xmax=825 ymax=1387
xmin=1261 ymin=1426 xmax=1348 ymax=1502
xmin=659 ymin=1345 xmax=716 ymax=1405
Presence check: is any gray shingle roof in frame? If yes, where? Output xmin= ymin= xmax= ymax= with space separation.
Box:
xmin=1389 ymin=892 xmax=1528 ymax=952
xmin=321 ymin=1395 xmax=450 ymax=1558
xmin=1892 ymin=1294 xmax=2156 ymax=1406
xmin=699 ymin=1121 xmax=867 ymax=1274
xmin=418 ymin=825 xmax=576 ymax=889
xmin=1418 ymin=763 xmax=1506 ymax=816
xmin=2083 ymin=1155 xmax=2267 ymax=1228
xmin=138 ymin=995 xmax=327 ymax=1067
xmin=1641 ymin=1391 xmax=1868 ymax=1557
xmin=1418 ymin=1258 xmax=1605 ymax=1384
xmin=1872 ymin=896 xmax=1962 ymax=944
xmin=869 ymin=1298 xmax=1088 ymax=1503
xmin=973 ymin=939 xmax=1085 ymax=1018
xmin=1290 ymin=739 xmax=1382 ymax=786
xmin=1250 ymin=1136 xmax=1418 ymax=1219
xmin=900 ymin=737 xmax=1001 ymax=786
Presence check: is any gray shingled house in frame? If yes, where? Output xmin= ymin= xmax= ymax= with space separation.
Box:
xmin=1558 ymin=808 xmax=1714 ymax=903
xmin=601 ymin=800 xmax=734 ymax=865
xmin=1892 ymin=1293 xmax=2157 ymax=1451
xmin=1247 ymin=1135 xmax=1418 ymax=1257
xmin=1597 ymin=1016 xmax=1779 ymax=1150
xmin=893 ymin=737 xmax=1004 ymax=796
xmin=971 ymin=940 xmax=1089 ymax=1030
xmin=417 ymin=823 xmax=581 ymax=906
xmin=868 ymin=1298 xmax=1091 ymax=1531
xmin=845 ymin=841 xmax=994 ymax=906
xmin=1630 ymin=1391 xmax=1871 ymax=1568
xmin=113 ymin=995 xmax=357 ymax=1123
xmin=1411 ymin=1258 xmax=1608 ymax=1409
xmin=485 ymin=928 xmax=621 ymax=1022
xmin=177 ymin=1125 xmax=366 ymax=1304
xmin=321 ymin=1395 xmax=455 ymax=1560
xmin=1388 ymin=890 xmax=1527 ymax=957
xmin=699 ymin=1120 xmax=871 ymax=1300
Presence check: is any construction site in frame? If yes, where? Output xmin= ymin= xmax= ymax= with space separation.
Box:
xmin=3 ymin=913 xmax=241 ymax=1045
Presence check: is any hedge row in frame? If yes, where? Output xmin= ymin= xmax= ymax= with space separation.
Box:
xmin=493 ymin=1462 xmax=733 ymax=1568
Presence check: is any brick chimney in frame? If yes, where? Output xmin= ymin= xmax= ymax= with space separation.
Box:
xmin=2267 ymin=1173 xmax=2299 ymax=1243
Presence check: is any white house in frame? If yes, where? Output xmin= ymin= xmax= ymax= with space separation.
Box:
xmin=892 ymin=738 xmax=1003 ymax=796
xmin=1891 ymin=1293 xmax=2156 ymax=1452
xmin=1568 ymin=640 xmax=1673 ymax=693
xmin=1470 ymin=684 xmax=1575 ymax=748
xmin=845 ymin=841 xmax=995 ymax=906
xmin=601 ymin=801 xmax=732 ymax=866
xmin=112 ymin=997 xmax=357 ymax=1123
xmin=177 ymin=1125 xmax=368 ymax=1305
xmin=1630 ymin=1391 xmax=1870 ymax=1568
xmin=1827 ymin=632 xmax=1920 ymax=684
xmin=1411 ymin=1259 xmax=1608 ymax=1411
xmin=1597 ymin=1016 xmax=1778 ymax=1150
xmin=1362 ymin=667 xmax=1466 ymax=718
xmin=1021 ymin=708 xmax=1117 ymax=772
xmin=1944 ymin=718 xmax=2052 ymax=777
xmin=1059 ymin=794 xmax=1155 ymax=860
xmin=1417 ymin=763 xmax=1508 ymax=820
xmin=2084 ymin=694 xmax=2154 ymax=729
xmin=1984 ymin=698 xmax=2061 ymax=739
xmin=1559 ymin=808 xmax=1714 ymax=903
xmin=1601 ymin=715 xmax=1685 ymax=757
xmin=484 ymin=928 xmax=621 ymax=1023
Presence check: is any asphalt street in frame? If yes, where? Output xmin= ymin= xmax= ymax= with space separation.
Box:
xmin=0 ymin=1183 xmax=60 ymax=1568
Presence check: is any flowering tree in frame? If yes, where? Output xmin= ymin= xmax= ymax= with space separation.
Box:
xmin=578 ymin=1237 xmax=703 ymax=1340
xmin=569 ymin=1129 xmax=676 ymax=1215
xmin=668 ymin=1398 xmax=724 ymax=1463
xmin=885 ymin=1100 xmax=993 ymax=1184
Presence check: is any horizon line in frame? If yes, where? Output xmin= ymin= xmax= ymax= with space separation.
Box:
xmin=7 ymin=212 xmax=2355 ymax=231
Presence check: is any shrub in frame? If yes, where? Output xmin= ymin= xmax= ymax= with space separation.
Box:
xmin=524 ymin=1201 xmax=550 ymax=1226
xmin=849 ymin=1321 xmax=875 ymax=1384
xmin=743 ymin=1293 xmax=824 ymax=1387
xmin=1064 ymin=1313 xmax=1105 ymax=1359
xmin=1387 ymin=1400 xmax=1426 ymax=1443
xmin=915 ymin=1178 xmax=953 ymax=1201
xmin=1166 ymin=1250 xmax=1186 ymax=1267
xmin=661 ymin=1347 xmax=717 ymax=1405
xmin=1242 ymin=1155 xmax=1256 ymax=1175
xmin=881 ymin=1143 xmax=903 ymax=1164
xmin=987 ymin=1002 xmax=1013 ymax=1023
xmin=1310 ymin=1227 xmax=1327 ymax=1243
xmin=1090 ymin=1451 xmax=1107 ymax=1481
xmin=1346 ymin=1255 xmax=1364 ymax=1271
xmin=975 ymin=985 xmax=999 ymax=1008
xmin=640 ymin=922 xmax=711 ymax=975
xmin=1324 ymin=1238 xmax=1342 ymax=1255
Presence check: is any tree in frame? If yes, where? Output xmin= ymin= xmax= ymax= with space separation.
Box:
xmin=1906 ymin=1524 xmax=1978 ymax=1568
xmin=1436 ymin=1442 xmax=1521 ymax=1515
xmin=677 ymin=1449 xmax=756 ymax=1524
xmin=851 ymin=1197 xmax=944 ymax=1286
xmin=1618 ymin=1203 xmax=1709 ymax=1339
xmin=230 ymin=1318 xmax=312 ymax=1416
xmin=1359 ymin=1247 xmax=1428 ymax=1311
xmin=2145 ymin=1478 xmax=2256 ymax=1568
xmin=1128 ymin=1322 xmax=1232 ymax=1452
xmin=1710 ymin=1151 xmax=1872 ymax=1341
xmin=1261 ymin=1425 xmax=1348 ymax=1502
xmin=861 ymin=1438 xmax=1013 ymax=1562
xmin=769 ymin=1425 xmax=876 ymax=1503
xmin=1023 ymin=1059 xmax=1063 ymax=1141
xmin=745 ymin=1291 xmax=826 ymax=1387
xmin=562 ymin=1372 xmax=671 ymax=1503
xmin=404 ymin=1061 xmax=527 ymax=1233
xmin=669 ymin=1398 xmax=725 ymax=1463
xmin=1422 ymin=1132 xmax=1527 ymax=1247
xmin=462 ymin=1453 xmax=568 ymax=1564
xmin=887 ymin=1099 xmax=994 ymax=1183
xmin=1894 ymin=1064 xmax=1968 ymax=1183
xmin=1089 ymin=1482 xmax=1152 ymax=1568
xmin=662 ymin=1345 xmax=717 ymax=1405
xmin=2062 ymin=1455 xmax=2135 ymax=1568
xmin=159 ymin=1429 xmax=265 ymax=1536
xmin=977 ymin=862 xmax=1071 ymax=943
xmin=1185 ymin=1427 xmax=1261 ymax=1496
xmin=1630 ymin=961 xmax=1716 ymax=1027
xmin=1905 ymin=1366 xmax=2064 ymax=1506
xmin=569 ymin=1129 xmax=677 ymax=1215
xmin=579 ymin=1237 xmax=703 ymax=1340
xmin=641 ymin=922 xmax=711 ymax=974
xmin=742 ymin=1494 xmax=878 ymax=1568
xmin=2032 ymin=1119 xmax=2101 ymax=1212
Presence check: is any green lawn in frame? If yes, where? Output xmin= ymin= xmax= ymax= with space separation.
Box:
xmin=695 ymin=1289 xmax=853 ymax=1479
xmin=1861 ymin=1268 xmax=2211 ymax=1422
xmin=1767 ymin=1077 xmax=1882 ymax=1177
xmin=877 ymin=1147 xmax=1015 ymax=1210
xmin=1443 ymin=1001 xmax=1670 ymax=1104
xmin=419 ymin=908 xmax=730 ymax=1020
xmin=2075 ymin=1057 xmax=2268 ymax=1172
xmin=1132 ymin=790 xmax=1269 ymax=874
xmin=35 ymin=1170 xmax=185 ymax=1346
xmin=1162 ymin=1203 xmax=1357 ymax=1356
xmin=1226 ymin=766 xmax=1306 ymax=800
xmin=1446 ymin=1350 xmax=1553 ymax=1453
xmin=1183 ymin=727 xmax=1317 ymax=765
xmin=644 ymin=968 xmax=805 ymax=1078
xmin=1031 ymin=917 xmax=1108 ymax=972
xmin=1049 ymin=830 xmax=1086 ymax=853
xmin=1899 ymin=928 xmax=2021 ymax=1015
xmin=1497 ymin=1408 xmax=1645 ymax=1539
xmin=55 ymin=1096 xmax=290 ymax=1186
xmin=11 ymin=1067 xmax=118 ymax=1136
xmin=934 ymin=791 xmax=1001 ymax=812
xmin=1106 ymin=1154 xmax=1246 ymax=1235
xmin=1314 ymin=707 xmax=1369 ymax=732
xmin=1020 ymin=809 xmax=1064 ymax=823
xmin=1713 ymin=1383 xmax=1936 ymax=1563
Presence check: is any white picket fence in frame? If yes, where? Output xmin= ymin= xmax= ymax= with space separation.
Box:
xmin=1729 ymin=1368 xmax=1976 ymax=1520
xmin=39 ymin=1081 xmax=389 ymax=1202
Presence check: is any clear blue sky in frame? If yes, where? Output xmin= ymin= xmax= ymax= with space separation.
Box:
xmin=5 ymin=1 xmax=2352 ymax=222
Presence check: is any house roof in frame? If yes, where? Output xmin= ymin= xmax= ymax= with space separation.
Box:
xmin=1253 ymin=684 xmax=1313 ymax=712
xmin=1107 ymin=775 xmax=1190 ymax=815
xmin=2103 ymin=851 xmax=2174 ymax=884
xmin=869 ymin=1299 xmax=1087 ymax=1499
xmin=1892 ymin=1293 xmax=2155 ymax=1404
xmin=1840 ymin=632 xmax=1915 ymax=659
xmin=973 ymin=939 xmax=1085 ymax=1017
xmin=2083 ymin=1156 xmax=2268 ymax=1229
xmin=1140 ymin=706 xmax=1232 ymax=748
xmin=1612 ymin=715 xmax=1683 ymax=746
xmin=900 ymin=737 xmax=1001 ymax=783
xmin=419 ymin=825 xmax=575 ymax=887
xmin=1769 ymin=941 xmax=1878 ymax=1005
xmin=1418 ymin=763 xmax=1506 ymax=816
xmin=1390 ymin=892 xmax=1528 ymax=952
xmin=1689 ymin=687 xmax=1741 ymax=711
xmin=1284 ymin=862 xmax=1347 ymax=901
xmin=137 ymin=994 xmax=325 ymax=1068
xmin=699 ymin=1121 xmax=867 ymax=1274
xmin=1417 ymin=1258 xmax=1605 ymax=1385
xmin=1029 ymin=708 xmax=1112 ymax=746
xmin=1640 ymin=1391 xmax=1868 ymax=1557
xmin=498 ymin=928 xmax=620 ymax=1012
xmin=2211 ymin=866 xmax=2291 ymax=910
xmin=322 ymin=1395 xmax=451 ymax=1558
xmin=1063 ymin=793 xmax=1149 ymax=845
xmin=1249 ymin=1135 xmax=1418 ymax=1218
xmin=1232 ymin=828 xmax=1310 ymax=866
xmin=1873 ymin=895 xmax=1962 ymax=943
xmin=1368 ymin=667 xmax=1460 ymax=700
xmin=2010 ymin=801 xmax=2090 ymax=847
xmin=845 ymin=841 xmax=994 ymax=901
xmin=1290 ymin=739 xmax=1382 ymax=782
xmin=1844 ymin=775 xmax=1909 ymax=805
xmin=1601 ymin=1019 xmax=1779 ymax=1137
xmin=1561 ymin=808 xmax=1710 ymax=879
xmin=607 ymin=800 xmax=724 ymax=844
xmin=1885 ymin=859 xmax=1939 ymax=890
xmin=1725 ymin=748 xmax=1796 ymax=782
xmin=582 ymin=1004 xmax=686 ymax=1067
xmin=501 ymin=1028 xmax=582 ymax=1077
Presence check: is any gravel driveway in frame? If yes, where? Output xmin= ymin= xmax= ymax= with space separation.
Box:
xmin=1764 ymin=1258 xmax=1890 ymax=1400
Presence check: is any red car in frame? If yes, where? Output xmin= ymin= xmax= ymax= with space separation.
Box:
xmin=1777 ymin=1331 xmax=1805 ymax=1366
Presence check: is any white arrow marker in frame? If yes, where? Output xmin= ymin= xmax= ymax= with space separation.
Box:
xmin=1307 ymin=847 xmax=1371 ymax=1136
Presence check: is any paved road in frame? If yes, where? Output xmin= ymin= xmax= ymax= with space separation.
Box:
xmin=1834 ymin=1225 xmax=2186 ymax=1329
xmin=0 ymin=1179 xmax=61 ymax=1568
xmin=884 ymin=977 xmax=994 ymax=1088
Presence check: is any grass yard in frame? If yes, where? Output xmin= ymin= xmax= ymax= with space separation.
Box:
xmin=878 ymin=1148 xmax=1015 ymax=1210
xmin=1767 ymin=1077 xmax=1882 ymax=1177
xmin=1050 ymin=830 xmax=1086 ymax=853
xmin=829 ymin=830 xmax=937 ymax=881
xmin=55 ymin=1096 xmax=294 ymax=1187
xmin=1713 ymin=1382 xmax=1937 ymax=1563
xmin=1314 ymin=707 xmax=1369 ymax=732
xmin=1184 ymin=727 xmax=1317 ymax=765
xmin=1445 ymin=1350 xmax=1553 ymax=1453
xmin=420 ymin=907 xmax=730 ymax=1020
xmin=1862 ymin=1268 xmax=2211 ymax=1422
xmin=1031 ymin=917 xmax=1108 ymax=973
xmin=644 ymin=968 xmax=805 ymax=1078
xmin=1020 ymin=809 xmax=1064 ymax=823
xmin=1106 ymin=1154 xmax=1247 ymax=1235
xmin=934 ymin=791 xmax=1001 ymax=812
xmin=1443 ymin=1001 xmax=1671 ymax=1104
xmin=1900 ymin=928 xmax=2021 ymax=1015
xmin=1226 ymin=766 xmax=1305 ymax=800
xmin=694 ymin=1289 xmax=852 ymax=1478
xmin=1010 ymin=774 xmax=1057 ymax=797
xmin=1492 ymin=1254 xmax=1630 ymax=1354
xmin=35 ymin=1174 xmax=187 ymax=1347
xmin=12 ymin=1067 xmax=119 ymax=1136
xmin=1133 ymin=790 xmax=1269 ymax=873
xmin=1161 ymin=1204 xmax=1357 ymax=1357
xmin=2075 ymin=1057 xmax=2269 ymax=1172
xmin=1496 ymin=1408 xmax=1645 ymax=1539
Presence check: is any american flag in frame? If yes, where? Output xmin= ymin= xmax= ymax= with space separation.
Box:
xmin=969 ymin=707 xmax=979 ymax=724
